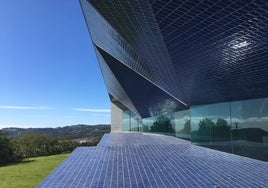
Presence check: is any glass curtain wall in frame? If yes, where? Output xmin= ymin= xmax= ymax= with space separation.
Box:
xmin=122 ymin=97 xmax=268 ymax=161
xmin=172 ymin=110 xmax=191 ymax=140
xmin=230 ymin=98 xmax=268 ymax=161
xmin=191 ymin=98 xmax=268 ymax=160
xmin=122 ymin=109 xmax=142 ymax=132
xmin=191 ymin=102 xmax=233 ymax=153
xmin=143 ymin=114 xmax=176 ymax=137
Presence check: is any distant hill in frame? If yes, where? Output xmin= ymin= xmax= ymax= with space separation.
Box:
xmin=2 ymin=124 xmax=110 ymax=139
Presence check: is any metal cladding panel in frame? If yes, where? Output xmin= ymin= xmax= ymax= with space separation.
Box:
xmin=150 ymin=0 xmax=268 ymax=105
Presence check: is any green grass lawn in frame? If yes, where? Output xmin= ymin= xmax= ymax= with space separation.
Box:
xmin=0 ymin=154 xmax=69 ymax=188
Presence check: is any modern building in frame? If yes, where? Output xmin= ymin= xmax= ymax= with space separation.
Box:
xmin=80 ymin=0 xmax=268 ymax=161
xmin=38 ymin=1 xmax=268 ymax=186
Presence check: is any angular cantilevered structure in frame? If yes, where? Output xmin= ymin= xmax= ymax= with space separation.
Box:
xmin=80 ymin=0 xmax=268 ymax=161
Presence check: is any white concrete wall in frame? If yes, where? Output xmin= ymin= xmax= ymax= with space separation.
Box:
xmin=111 ymin=103 xmax=122 ymax=132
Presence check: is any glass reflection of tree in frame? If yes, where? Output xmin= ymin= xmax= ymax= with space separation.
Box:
xmin=150 ymin=115 xmax=175 ymax=133
xmin=179 ymin=120 xmax=191 ymax=135
xmin=197 ymin=118 xmax=231 ymax=142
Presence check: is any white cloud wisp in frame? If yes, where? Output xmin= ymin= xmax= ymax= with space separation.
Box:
xmin=72 ymin=108 xmax=111 ymax=113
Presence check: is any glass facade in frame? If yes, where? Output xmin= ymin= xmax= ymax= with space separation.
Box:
xmin=122 ymin=110 xmax=143 ymax=132
xmin=123 ymin=97 xmax=268 ymax=161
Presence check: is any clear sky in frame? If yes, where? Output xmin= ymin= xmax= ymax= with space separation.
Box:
xmin=0 ymin=0 xmax=110 ymax=128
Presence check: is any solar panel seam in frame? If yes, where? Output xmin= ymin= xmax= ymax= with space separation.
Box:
xmin=78 ymin=148 xmax=95 ymax=186
xmin=123 ymin=146 xmax=133 ymax=187
xmin=141 ymin=146 xmax=166 ymax=187
xmin=125 ymin=146 xmax=139 ymax=187
xmin=94 ymin=148 xmax=108 ymax=187
xmin=133 ymin=147 xmax=149 ymax=187
xmin=145 ymin=145 xmax=170 ymax=187
xmin=147 ymin=145 xmax=190 ymax=187
xmin=196 ymin=145 xmax=266 ymax=186
xmin=161 ymin=145 xmax=207 ymax=187
xmin=86 ymin=148 xmax=105 ymax=187
xmin=99 ymin=147 xmax=109 ymax=186
xmin=155 ymin=145 xmax=193 ymax=187
xmin=138 ymin=146 xmax=164 ymax=188
xmin=56 ymin=149 xmax=86 ymax=187
xmin=111 ymin=146 xmax=118 ymax=188
xmin=58 ymin=148 xmax=87 ymax=187
xmin=68 ymin=148 xmax=94 ymax=187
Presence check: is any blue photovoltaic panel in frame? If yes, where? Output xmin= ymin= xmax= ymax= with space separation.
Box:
xmin=39 ymin=133 xmax=268 ymax=187
xmin=98 ymin=133 xmax=190 ymax=146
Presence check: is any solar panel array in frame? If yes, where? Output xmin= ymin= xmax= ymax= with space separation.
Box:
xmin=98 ymin=132 xmax=190 ymax=146
xmin=39 ymin=133 xmax=268 ymax=187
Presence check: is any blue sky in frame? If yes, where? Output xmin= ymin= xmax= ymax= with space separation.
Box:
xmin=0 ymin=0 xmax=110 ymax=128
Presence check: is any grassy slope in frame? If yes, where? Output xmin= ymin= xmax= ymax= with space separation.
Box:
xmin=0 ymin=154 xmax=69 ymax=188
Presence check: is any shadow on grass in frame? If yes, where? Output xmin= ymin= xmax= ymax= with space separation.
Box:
xmin=0 ymin=159 xmax=35 ymax=168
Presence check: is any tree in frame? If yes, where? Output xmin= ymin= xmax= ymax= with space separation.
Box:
xmin=0 ymin=131 xmax=14 ymax=164
xmin=0 ymin=130 xmax=80 ymax=164
xmin=11 ymin=132 xmax=78 ymax=159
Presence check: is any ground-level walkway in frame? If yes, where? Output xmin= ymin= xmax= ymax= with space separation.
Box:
xmin=38 ymin=133 xmax=268 ymax=187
